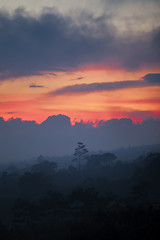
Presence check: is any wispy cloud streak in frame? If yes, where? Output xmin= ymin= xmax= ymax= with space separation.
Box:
xmin=49 ymin=73 xmax=160 ymax=95
xmin=29 ymin=84 xmax=44 ymax=88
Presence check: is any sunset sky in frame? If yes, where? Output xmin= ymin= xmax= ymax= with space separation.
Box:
xmin=0 ymin=0 xmax=160 ymax=124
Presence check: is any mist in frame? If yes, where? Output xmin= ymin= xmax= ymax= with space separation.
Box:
xmin=0 ymin=114 xmax=160 ymax=164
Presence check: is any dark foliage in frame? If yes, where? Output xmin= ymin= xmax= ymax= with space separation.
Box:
xmin=0 ymin=152 xmax=160 ymax=239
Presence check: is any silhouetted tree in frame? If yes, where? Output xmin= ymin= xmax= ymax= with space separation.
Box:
xmin=73 ymin=142 xmax=88 ymax=170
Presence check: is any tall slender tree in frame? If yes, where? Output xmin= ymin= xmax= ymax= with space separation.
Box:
xmin=73 ymin=142 xmax=88 ymax=170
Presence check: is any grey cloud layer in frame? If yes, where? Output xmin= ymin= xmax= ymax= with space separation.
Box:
xmin=102 ymin=0 xmax=160 ymax=6
xmin=0 ymin=10 xmax=160 ymax=80
xmin=49 ymin=74 xmax=160 ymax=95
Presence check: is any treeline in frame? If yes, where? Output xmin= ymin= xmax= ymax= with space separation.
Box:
xmin=0 ymin=151 xmax=160 ymax=239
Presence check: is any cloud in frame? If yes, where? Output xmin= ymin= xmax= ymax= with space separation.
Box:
xmin=47 ymin=73 xmax=57 ymax=76
xmin=0 ymin=70 xmax=44 ymax=80
xmin=50 ymin=81 xmax=142 ymax=95
xmin=6 ymin=111 xmax=16 ymax=114
xmin=143 ymin=73 xmax=160 ymax=84
xmin=123 ymin=110 xmax=160 ymax=121
xmin=101 ymin=0 xmax=160 ymax=6
xmin=0 ymin=114 xmax=160 ymax=162
xmin=0 ymin=9 xmax=160 ymax=80
xmin=49 ymin=73 xmax=160 ymax=95
xmin=29 ymin=84 xmax=45 ymax=88
xmin=71 ymin=77 xmax=84 ymax=81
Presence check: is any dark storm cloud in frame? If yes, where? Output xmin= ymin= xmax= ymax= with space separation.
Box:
xmin=49 ymin=73 xmax=160 ymax=95
xmin=0 ymin=9 xmax=160 ymax=80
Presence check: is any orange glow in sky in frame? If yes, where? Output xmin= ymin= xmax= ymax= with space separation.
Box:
xmin=0 ymin=67 xmax=160 ymax=124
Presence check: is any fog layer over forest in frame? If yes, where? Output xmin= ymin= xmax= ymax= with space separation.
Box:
xmin=0 ymin=114 xmax=160 ymax=163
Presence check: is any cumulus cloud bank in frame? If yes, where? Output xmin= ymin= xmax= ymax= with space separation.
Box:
xmin=0 ymin=114 xmax=160 ymax=162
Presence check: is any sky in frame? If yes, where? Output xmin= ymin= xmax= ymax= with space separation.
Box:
xmin=0 ymin=0 xmax=160 ymax=124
